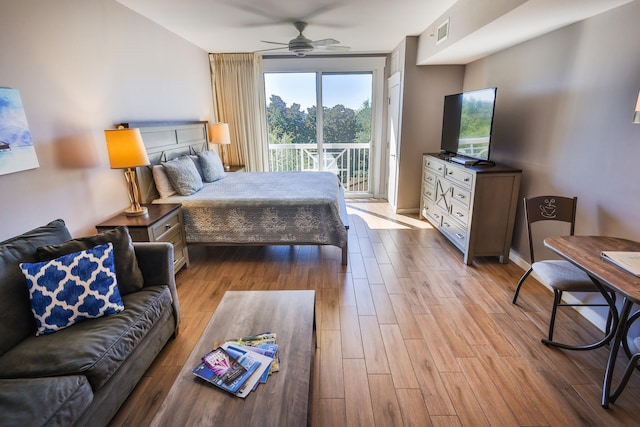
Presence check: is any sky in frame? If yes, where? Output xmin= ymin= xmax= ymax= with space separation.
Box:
xmin=264 ymin=72 xmax=372 ymax=111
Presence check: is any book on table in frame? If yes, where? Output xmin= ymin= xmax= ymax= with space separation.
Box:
xmin=601 ymin=251 xmax=640 ymax=277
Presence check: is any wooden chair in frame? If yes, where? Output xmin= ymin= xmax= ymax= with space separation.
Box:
xmin=512 ymin=195 xmax=615 ymax=349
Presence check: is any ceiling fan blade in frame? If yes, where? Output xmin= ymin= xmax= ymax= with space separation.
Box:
xmin=255 ymin=46 xmax=289 ymax=53
xmin=315 ymin=45 xmax=350 ymax=52
xmin=260 ymin=40 xmax=289 ymax=46
xmin=311 ymin=38 xmax=339 ymax=46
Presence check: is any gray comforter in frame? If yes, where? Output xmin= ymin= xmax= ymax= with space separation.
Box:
xmin=153 ymin=171 xmax=348 ymax=249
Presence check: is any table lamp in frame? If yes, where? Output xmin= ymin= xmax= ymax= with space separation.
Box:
xmin=104 ymin=127 xmax=150 ymax=216
xmin=208 ymin=122 xmax=231 ymax=170
xmin=633 ymin=90 xmax=640 ymax=123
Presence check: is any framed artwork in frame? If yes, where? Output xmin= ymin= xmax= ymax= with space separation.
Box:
xmin=0 ymin=88 xmax=39 ymax=176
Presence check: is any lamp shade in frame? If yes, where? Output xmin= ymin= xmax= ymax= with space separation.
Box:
xmin=208 ymin=123 xmax=231 ymax=145
xmin=104 ymin=128 xmax=150 ymax=169
xmin=634 ymin=91 xmax=640 ymax=124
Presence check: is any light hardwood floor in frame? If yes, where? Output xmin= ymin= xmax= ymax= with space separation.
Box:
xmin=111 ymin=199 xmax=640 ymax=426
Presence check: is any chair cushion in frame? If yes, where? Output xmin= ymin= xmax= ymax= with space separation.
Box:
xmin=20 ymin=243 xmax=124 ymax=336
xmin=532 ymin=260 xmax=597 ymax=292
xmin=0 ymin=285 xmax=172 ymax=390
xmin=37 ymin=226 xmax=144 ymax=296
xmin=0 ymin=376 xmax=93 ymax=427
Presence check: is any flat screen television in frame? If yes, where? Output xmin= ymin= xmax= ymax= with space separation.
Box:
xmin=440 ymin=87 xmax=497 ymax=163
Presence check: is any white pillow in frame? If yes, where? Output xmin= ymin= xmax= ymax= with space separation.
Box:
xmin=152 ymin=165 xmax=176 ymax=198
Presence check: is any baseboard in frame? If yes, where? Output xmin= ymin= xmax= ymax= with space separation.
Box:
xmin=395 ymin=207 xmax=419 ymax=215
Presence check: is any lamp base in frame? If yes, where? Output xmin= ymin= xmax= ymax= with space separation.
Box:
xmin=125 ymin=206 xmax=148 ymax=217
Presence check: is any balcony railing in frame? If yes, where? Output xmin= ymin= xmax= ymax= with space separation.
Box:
xmin=268 ymin=143 xmax=371 ymax=193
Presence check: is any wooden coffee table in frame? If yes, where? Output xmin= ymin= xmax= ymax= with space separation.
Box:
xmin=151 ymin=290 xmax=316 ymax=426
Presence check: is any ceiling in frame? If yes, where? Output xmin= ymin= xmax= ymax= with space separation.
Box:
xmin=115 ymin=0 xmax=632 ymax=63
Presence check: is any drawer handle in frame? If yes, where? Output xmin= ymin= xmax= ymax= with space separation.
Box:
xmin=427 ymin=177 xmax=433 ymax=182
xmin=456 ymin=193 xmax=466 ymax=199
xmin=464 ymin=178 xmax=470 ymax=182
xmin=455 ymin=212 xmax=464 ymax=217
xmin=426 ymin=191 xmax=432 ymax=197
xmin=443 ymin=221 xmax=450 ymax=227
xmin=455 ymin=233 xmax=464 ymax=239
xmin=165 ymin=224 xmax=172 ymax=229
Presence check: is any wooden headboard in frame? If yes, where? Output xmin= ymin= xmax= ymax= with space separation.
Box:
xmin=118 ymin=121 xmax=209 ymax=204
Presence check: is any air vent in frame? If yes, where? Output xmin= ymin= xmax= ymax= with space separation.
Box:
xmin=436 ymin=18 xmax=449 ymax=44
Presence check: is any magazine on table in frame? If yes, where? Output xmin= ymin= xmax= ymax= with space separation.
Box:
xmin=221 ymin=342 xmax=274 ymax=395
xmin=601 ymin=251 xmax=640 ymax=277
xmin=192 ymin=346 xmax=261 ymax=397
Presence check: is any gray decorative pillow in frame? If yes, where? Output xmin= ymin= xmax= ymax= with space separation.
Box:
xmin=197 ymin=150 xmax=227 ymax=182
xmin=163 ymin=156 xmax=203 ymax=195
xmin=37 ymin=226 xmax=144 ymax=296
xmin=189 ymin=155 xmax=204 ymax=179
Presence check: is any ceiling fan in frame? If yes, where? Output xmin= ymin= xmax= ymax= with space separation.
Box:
xmin=258 ymin=21 xmax=349 ymax=57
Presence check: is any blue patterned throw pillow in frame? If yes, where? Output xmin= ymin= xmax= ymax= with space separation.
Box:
xmin=20 ymin=243 xmax=124 ymax=335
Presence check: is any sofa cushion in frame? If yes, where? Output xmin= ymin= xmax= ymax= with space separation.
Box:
xmin=0 ymin=285 xmax=172 ymax=390
xmin=37 ymin=226 xmax=144 ymax=295
xmin=21 ymin=243 xmax=124 ymax=336
xmin=0 ymin=376 xmax=93 ymax=427
xmin=0 ymin=219 xmax=72 ymax=357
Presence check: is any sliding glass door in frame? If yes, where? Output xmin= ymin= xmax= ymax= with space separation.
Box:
xmin=263 ymin=57 xmax=384 ymax=196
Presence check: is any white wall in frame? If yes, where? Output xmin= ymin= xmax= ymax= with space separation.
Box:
xmin=0 ymin=0 xmax=212 ymax=240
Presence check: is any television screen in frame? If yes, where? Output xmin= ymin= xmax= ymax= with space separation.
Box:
xmin=440 ymin=87 xmax=497 ymax=162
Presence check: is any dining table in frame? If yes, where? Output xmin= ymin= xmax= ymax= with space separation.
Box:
xmin=544 ymin=235 xmax=640 ymax=408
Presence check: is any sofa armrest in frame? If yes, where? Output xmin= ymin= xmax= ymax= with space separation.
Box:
xmin=133 ymin=242 xmax=180 ymax=332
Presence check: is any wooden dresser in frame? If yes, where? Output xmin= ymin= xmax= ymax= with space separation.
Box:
xmin=420 ymin=153 xmax=522 ymax=265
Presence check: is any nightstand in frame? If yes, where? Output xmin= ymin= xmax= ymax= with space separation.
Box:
xmin=96 ymin=203 xmax=189 ymax=273
xmin=226 ymin=165 xmax=245 ymax=172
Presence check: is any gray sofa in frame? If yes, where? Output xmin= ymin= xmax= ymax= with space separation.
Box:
xmin=0 ymin=219 xmax=180 ymax=427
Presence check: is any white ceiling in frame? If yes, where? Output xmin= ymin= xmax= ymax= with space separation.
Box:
xmin=115 ymin=0 xmax=632 ymax=63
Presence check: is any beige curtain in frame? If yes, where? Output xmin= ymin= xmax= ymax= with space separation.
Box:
xmin=209 ymin=53 xmax=269 ymax=172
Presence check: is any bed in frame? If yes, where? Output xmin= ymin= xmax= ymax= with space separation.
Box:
xmin=128 ymin=121 xmax=349 ymax=264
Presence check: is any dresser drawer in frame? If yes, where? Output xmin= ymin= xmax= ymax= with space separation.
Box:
xmin=449 ymin=199 xmax=470 ymax=226
xmin=441 ymin=217 xmax=467 ymax=250
xmin=425 ymin=157 xmax=445 ymax=176
xmin=422 ymin=204 xmax=444 ymax=227
xmin=423 ymin=170 xmax=438 ymax=189
xmin=451 ymin=185 xmax=471 ymax=209
xmin=151 ymin=212 xmax=180 ymax=241
xmin=445 ymin=165 xmax=473 ymax=189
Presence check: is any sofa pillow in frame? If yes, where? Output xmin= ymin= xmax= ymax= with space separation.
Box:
xmin=197 ymin=150 xmax=227 ymax=182
xmin=37 ymin=226 xmax=144 ymax=295
xmin=162 ymin=156 xmax=203 ymax=195
xmin=0 ymin=219 xmax=72 ymax=356
xmin=20 ymin=243 xmax=124 ymax=336
xmin=152 ymin=165 xmax=176 ymax=199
